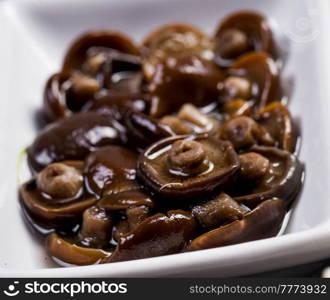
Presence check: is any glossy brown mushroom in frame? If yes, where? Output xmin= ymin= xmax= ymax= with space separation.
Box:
xmin=43 ymin=72 xmax=71 ymax=121
xmin=110 ymin=205 xmax=152 ymax=242
xmin=122 ymin=109 xmax=174 ymax=151
xmin=85 ymin=90 xmax=148 ymax=118
xmin=44 ymin=72 xmax=101 ymax=121
xmin=84 ymin=50 xmax=142 ymax=92
xmin=228 ymin=52 xmax=281 ymax=110
xmin=256 ymin=102 xmax=297 ymax=153
xmin=107 ymin=210 xmax=197 ymax=262
xmin=219 ymin=76 xmax=253 ymax=103
xmin=160 ymin=116 xmax=193 ymax=135
xmin=219 ymin=115 xmax=274 ymax=151
xmin=125 ymin=206 xmax=150 ymax=230
xmin=222 ymin=99 xmax=253 ymax=117
xmin=37 ymin=162 xmax=83 ymax=198
xmin=238 ymin=152 xmax=270 ymax=181
xmin=137 ymin=134 xmax=240 ymax=199
xmin=62 ymin=31 xmax=140 ymax=72
xmin=188 ymin=198 xmax=285 ymax=250
xmin=215 ymin=11 xmax=275 ymax=65
xmin=192 ymin=193 xmax=249 ymax=229
xmin=20 ymin=161 xmax=97 ymax=228
xmin=98 ymin=190 xmax=154 ymax=211
xmin=148 ymin=54 xmax=225 ymax=117
xmin=231 ymin=146 xmax=304 ymax=207
xmin=177 ymin=104 xmax=219 ymax=134
xmin=79 ymin=206 xmax=113 ymax=248
xmin=46 ymin=233 xmax=111 ymax=266
xmin=28 ymin=111 xmax=123 ymax=172
xmin=84 ymin=146 xmax=138 ymax=197
xmin=143 ymin=23 xmax=214 ymax=80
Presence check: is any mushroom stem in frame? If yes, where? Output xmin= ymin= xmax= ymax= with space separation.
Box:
xmin=80 ymin=206 xmax=113 ymax=248
xmin=188 ymin=198 xmax=286 ymax=251
xmin=167 ymin=139 xmax=208 ymax=176
xmin=37 ymin=162 xmax=83 ymax=199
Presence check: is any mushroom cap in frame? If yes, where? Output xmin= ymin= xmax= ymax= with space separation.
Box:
xmin=122 ymin=109 xmax=174 ymax=151
xmin=142 ymin=23 xmax=214 ymax=80
xmin=108 ymin=210 xmax=196 ymax=262
xmin=46 ymin=233 xmax=111 ymax=266
xmin=148 ymin=54 xmax=225 ymax=117
xmin=44 ymin=71 xmax=102 ymax=121
xmin=43 ymin=72 xmax=72 ymax=121
xmin=85 ymin=90 xmax=148 ymax=119
xmin=84 ymin=145 xmax=138 ymax=197
xmin=256 ymin=101 xmax=297 ymax=153
xmin=232 ymin=146 xmax=304 ymax=207
xmin=219 ymin=115 xmax=274 ymax=151
xmin=229 ymin=52 xmax=281 ymax=109
xmin=98 ymin=190 xmax=155 ymax=211
xmin=215 ymin=11 xmax=275 ymax=64
xmin=62 ymin=31 xmax=140 ymax=72
xmin=137 ymin=134 xmax=240 ymax=199
xmin=20 ymin=161 xmax=97 ymax=228
xmin=188 ymin=198 xmax=285 ymax=250
xmin=28 ymin=111 xmax=123 ymax=172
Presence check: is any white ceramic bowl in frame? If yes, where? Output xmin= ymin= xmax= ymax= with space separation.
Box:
xmin=0 ymin=0 xmax=330 ymax=277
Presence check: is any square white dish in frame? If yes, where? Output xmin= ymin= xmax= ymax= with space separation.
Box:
xmin=0 ymin=0 xmax=330 ymax=277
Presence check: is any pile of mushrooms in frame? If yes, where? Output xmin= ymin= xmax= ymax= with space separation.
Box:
xmin=19 ymin=11 xmax=304 ymax=266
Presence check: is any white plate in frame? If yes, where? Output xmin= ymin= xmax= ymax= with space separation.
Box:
xmin=0 ymin=0 xmax=330 ymax=277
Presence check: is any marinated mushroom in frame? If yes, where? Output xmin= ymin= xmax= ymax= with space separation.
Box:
xmin=20 ymin=161 xmax=97 ymax=228
xmin=160 ymin=103 xmax=218 ymax=135
xmin=148 ymin=54 xmax=225 ymax=117
xmin=121 ymin=109 xmax=174 ymax=151
xmin=108 ymin=210 xmax=197 ymax=262
xmin=62 ymin=31 xmax=140 ymax=72
xmin=37 ymin=162 xmax=83 ymax=199
xmin=125 ymin=206 xmax=150 ymax=230
xmin=79 ymin=206 xmax=113 ymax=248
xmin=215 ymin=29 xmax=250 ymax=60
xmin=188 ymin=198 xmax=285 ymax=250
xmin=215 ymin=11 xmax=275 ymax=65
xmin=229 ymin=52 xmax=281 ymax=109
xmin=82 ymin=48 xmax=142 ymax=92
xmin=98 ymin=190 xmax=155 ymax=211
xmin=84 ymin=145 xmax=155 ymax=212
xmin=43 ymin=72 xmax=101 ymax=121
xmin=138 ymin=134 xmax=240 ymax=199
xmin=222 ymin=99 xmax=253 ymax=117
xmin=84 ymin=145 xmax=139 ymax=197
xmin=218 ymin=76 xmax=253 ymax=103
xmin=160 ymin=116 xmax=193 ymax=135
xmin=192 ymin=193 xmax=249 ymax=229
xmin=219 ymin=115 xmax=274 ymax=150
xmin=177 ymin=104 xmax=218 ymax=133
xmin=46 ymin=233 xmax=111 ymax=266
xmin=44 ymin=31 xmax=142 ymax=121
xmin=85 ymin=90 xmax=148 ymax=118
xmin=28 ymin=111 xmax=123 ymax=172
xmin=238 ymin=152 xmax=270 ymax=181
xmin=231 ymin=146 xmax=304 ymax=207
xmin=143 ymin=23 xmax=214 ymax=80
xmin=256 ymin=101 xmax=297 ymax=153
